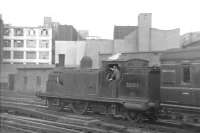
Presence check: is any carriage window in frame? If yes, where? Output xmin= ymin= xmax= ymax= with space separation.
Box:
xmin=182 ymin=65 xmax=190 ymax=83
xmin=162 ymin=69 xmax=176 ymax=85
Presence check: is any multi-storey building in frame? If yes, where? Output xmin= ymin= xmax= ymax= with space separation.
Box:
xmin=2 ymin=25 xmax=52 ymax=64
xmin=0 ymin=14 xmax=3 ymax=65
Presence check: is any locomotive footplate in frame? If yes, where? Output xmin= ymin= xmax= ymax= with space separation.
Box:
xmin=37 ymin=91 xmax=158 ymax=112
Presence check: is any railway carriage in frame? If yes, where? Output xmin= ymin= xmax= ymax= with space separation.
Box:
xmin=160 ymin=47 xmax=200 ymax=123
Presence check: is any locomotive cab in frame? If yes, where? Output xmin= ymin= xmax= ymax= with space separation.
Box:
xmin=102 ymin=57 xmax=160 ymax=111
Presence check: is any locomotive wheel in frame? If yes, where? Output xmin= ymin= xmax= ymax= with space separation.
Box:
xmin=127 ymin=111 xmax=144 ymax=123
xmin=47 ymin=98 xmax=64 ymax=111
xmin=146 ymin=109 xmax=158 ymax=122
xmin=147 ymin=115 xmax=157 ymax=122
xmin=71 ymin=101 xmax=89 ymax=115
xmin=135 ymin=113 xmax=145 ymax=123
xmin=126 ymin=111 xmax=137 ymax=121
xmin=147 ymin=113 xmax=158 ymax=122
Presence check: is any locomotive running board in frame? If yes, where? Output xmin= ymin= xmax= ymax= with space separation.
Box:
xmin=36 ymin=92 xmax=148 ymax=105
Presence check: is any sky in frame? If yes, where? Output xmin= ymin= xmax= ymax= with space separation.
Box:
xmin=1 ymin=0 xmax=200 ymax=39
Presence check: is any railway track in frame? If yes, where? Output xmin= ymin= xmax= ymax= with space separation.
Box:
xmin=1 ymin=102 xmax=129 ymax=133
xmin=1 ymin=113 xmax=112 ymax=133
xmin=1 ymin=114 xmax=80 ymax=133
xmin=1 ymin=92 xmax=199 ymax=133
xmin=0 ymin=96 xmax=44 ymax=104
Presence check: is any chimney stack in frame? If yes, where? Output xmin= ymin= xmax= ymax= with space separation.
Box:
xmin=137 ymin=13 xmax=152 ymax=51
xmin=44 ymin=17 xmax=52 ymax=28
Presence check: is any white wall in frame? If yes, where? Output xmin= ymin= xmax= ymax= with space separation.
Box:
xmin=114 ymin=30 xmax=138 ymax=53
xmin=55 ymin=40 xmax=113 ymax=68
xmin=55 ymin=41 xmax=86 ymax=67
xmin=85 ymin=39 xmax=113 ymax=68
xmin=151 ymin=28 xmax=180 ymax=51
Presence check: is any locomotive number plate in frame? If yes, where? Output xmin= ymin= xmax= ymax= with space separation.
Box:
xmin=126 ymin=82 xmax=139 ymax=88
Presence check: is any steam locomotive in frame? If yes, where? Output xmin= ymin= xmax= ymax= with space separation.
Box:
xmin=37 ymin=47 xmax=200 ymax=124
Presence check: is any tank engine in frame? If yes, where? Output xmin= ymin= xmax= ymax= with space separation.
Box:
xmin=37 ymin=57 xmax=160 ymax=122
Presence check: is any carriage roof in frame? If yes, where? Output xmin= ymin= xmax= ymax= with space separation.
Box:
xmin=160 ymin=47 xmax=200 ymax=62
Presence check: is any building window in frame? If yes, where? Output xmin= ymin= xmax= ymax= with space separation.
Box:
xmin=182 ymin=65 xmax=190 ymax=83
xmin=26 ymin=62 xmax=36 ymax=65
xmin=27 ymin=29 xmax=36 ymax=36
xmin=13 ymin=51 xmax=24 ymax=59
xmin=3 ymin=28 xmax=10 ymax=36
xmin=3 ymin=40 xmax=11 ymax=47
xmin=3 ymin=62 xmax=11 ymax=64
xmin=26 ymin=51 xmax=36 ymax=59
xmin=39 ymin=63 xmax=49 ymax=64
xmin=26 ymin=40 xmax=36 ymax=48
xmin=39 ymin=51 xmax=49 ymax=59
xmin=14 ymin=28 xmax=24 ymax=36
xmin=36 ymin=76 xmax=41 ymax=87
xmin=39 ymin=40 xmax=49 ymax=48
xmin=24 ymin=76 xmax=27 ymax=85
xmin=13 ymin=62 xmax=23 ymax=64
xmin=40 ymin=29 xmax=48 ymax=36
xmin=3 ymin=51 xmax=11 ymax=59
xmin=14 ymin=40 xmax=24 ymax=47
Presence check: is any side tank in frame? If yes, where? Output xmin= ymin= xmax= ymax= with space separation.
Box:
xmin=46 ymin=68 xmax=102 ymax=98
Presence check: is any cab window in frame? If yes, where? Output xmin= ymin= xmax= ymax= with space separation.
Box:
xmin=105 ymin=64 xmax=120 ymax=81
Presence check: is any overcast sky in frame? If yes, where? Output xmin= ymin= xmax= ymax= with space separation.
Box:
xmin=1 ymin=0 xmax=200 ymax=39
